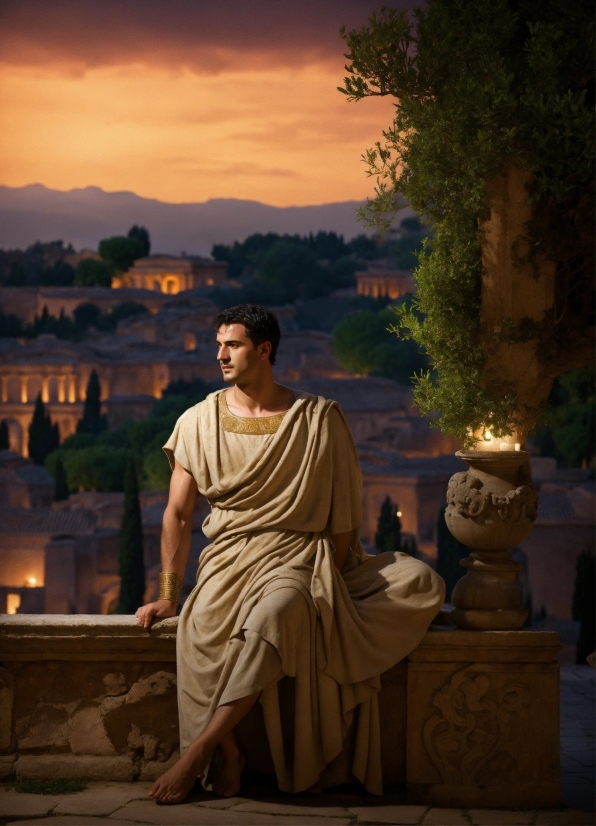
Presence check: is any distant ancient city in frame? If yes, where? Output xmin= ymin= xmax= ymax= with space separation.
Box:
xmin=0 ymin=222 xmax=593 ymax=664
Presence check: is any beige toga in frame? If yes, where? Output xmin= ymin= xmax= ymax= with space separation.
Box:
xmin=163 ymin=390 xmax=445 ymax=795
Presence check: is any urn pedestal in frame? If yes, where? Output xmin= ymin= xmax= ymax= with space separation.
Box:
xmin=446 ymin=450 xmax=537 ymax=631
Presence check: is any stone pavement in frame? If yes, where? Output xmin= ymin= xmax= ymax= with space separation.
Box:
xmin=0 ymin=784 xmax=594 ymax=826
xmin=0 ymin=665 xmax=593 ymax=826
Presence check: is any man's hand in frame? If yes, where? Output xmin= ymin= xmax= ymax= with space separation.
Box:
xmin=136 ymin=599 xmax=177 ymax=629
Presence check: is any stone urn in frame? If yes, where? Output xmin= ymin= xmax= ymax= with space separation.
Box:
xmin=445 ymin=450 xmax=538 ymax=630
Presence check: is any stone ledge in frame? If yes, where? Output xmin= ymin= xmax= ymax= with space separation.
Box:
xmin=412 ymin=627 xmax=560 ymax=663
xmin=0 ymin=615 xmax=177 ymax=661
xmin=0 ymin=616 xmax=560 ymax=664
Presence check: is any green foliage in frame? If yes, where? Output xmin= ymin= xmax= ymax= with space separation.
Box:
xmin=53 ymin=455 xmax=70 ymax=501
xmin=117 ymin=456 xmax=146 ymax=613
xmin=73 ymin=302 xmax=101 ymax=330
xmin=340 ymin=0 xmax=595 ymax=443
xmin=44 ymin=379 xmax=211 ymax=493
xmin=0 ymin=301 xmax=146 ymax=342
xmin=142 ymin=447 xmax=172 ymax=490
xmin=375 ymin=496 xmax=402 ymax=552
xmin=436 ymin=506 xmax=470 ymax=601
xmin=15 ymin=779 xmax=87 ymax=795
xmin=572 ymin=550 xmax=595 ymax=664
xmin=99 ymin=235 xmax=146 ymax=276
xmin=0 ymin=241 xmax=76 ymax=287
xmin=127 ymin=225 xmax=151 ymax=257
xmin=74 ymin=258 xmax=112 ymax=287
xmin=211 ymin=230 xmax=375 ymax=302
xmin=374 ymin=497 xmax=416 ymax=554
xmin=62 ymin=446 xmax=132 ymax=492
xmin=26 ymin=307 xmax=81 ymax=341
xmin=0 ymin=419 xmax=9 ymax=449
xmin=0 ymin=311 xmax=25 ymax=337
xmin=96 ymin=301 xmax=148 ymax=331
xmin=333 ymin=306 xmax=428 ymax=384
xmin=28 ymin=395 xmax=59 ymax=466
xmin=259 ymin=240 xmax=328 ymax=301
xmin=536 ymin=367 xmax=595 ymax=467
xmin=77 ymin=370 xmax=107 ymax=435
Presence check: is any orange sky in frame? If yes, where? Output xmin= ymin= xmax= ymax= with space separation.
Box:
xmin=0 ymin=0 xmax=403 ymax=206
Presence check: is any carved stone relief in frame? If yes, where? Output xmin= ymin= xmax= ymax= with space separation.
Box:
xmin=446 ymin=471 xmax=537 ymax=526
xmin=423 ymin=667 xmax=530 ymax=786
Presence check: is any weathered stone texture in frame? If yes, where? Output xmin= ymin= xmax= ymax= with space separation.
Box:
xmin=15 ymin=753 xmax=137 ymax=781
xmin=0 ymin=615 xmax=562 ymax=811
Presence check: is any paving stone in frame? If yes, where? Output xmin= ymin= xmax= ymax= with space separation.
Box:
xmin=468 ymin=810 xmax=534 ymax=825
xmin=54 ymin=781 xmax=152 ymax=816
xmin=113 ymin=800 xmax=353 ymax=824
xmin=0 ymin=789 xmax=59 ymax=817
xmin=348 ymin=804 xmax=428 ymax=824
xmin=534 ymin=811 xmax=596 ymax=825
xmin=232 ymin=799 xmax=351 ymax=817
xmin=8 ymin=820 xmax=151 ymax=826
xmin=421 ymin=809 xmax=470 ymax=825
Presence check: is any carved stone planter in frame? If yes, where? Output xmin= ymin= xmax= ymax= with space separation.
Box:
xmin=445 ymin=450 xmax=538 ymax=630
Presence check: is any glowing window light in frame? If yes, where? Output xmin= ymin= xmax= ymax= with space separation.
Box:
xmin=6 ymin=593 xmax=21 ymax=614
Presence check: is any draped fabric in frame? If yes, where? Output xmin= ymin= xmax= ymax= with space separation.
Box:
xmin=163 ymin=390 xmax=444 ymax=794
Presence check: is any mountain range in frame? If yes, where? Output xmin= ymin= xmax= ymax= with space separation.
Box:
xmin=0 ymin=184 xmax=415 ymax=256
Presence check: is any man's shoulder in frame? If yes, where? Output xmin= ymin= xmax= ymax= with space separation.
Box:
xmin=294 ymin=392 xmax=343 ymax=420
xmin=177 ymin=391 xmax=220 ymax=424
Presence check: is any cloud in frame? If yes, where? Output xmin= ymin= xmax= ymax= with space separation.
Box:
xmin=0 ymin=0 xmax=413 ymax=74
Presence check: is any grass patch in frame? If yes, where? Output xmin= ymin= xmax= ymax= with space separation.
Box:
xmin=15 ymin=778 xmax=87 ymax=795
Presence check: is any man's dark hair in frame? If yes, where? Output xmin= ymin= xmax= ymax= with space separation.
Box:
xmin=214 ymin=304 xmax=281 ymax=365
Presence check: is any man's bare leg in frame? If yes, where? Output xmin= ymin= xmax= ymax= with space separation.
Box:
xmin=149 ymin=691 xmax=259 ymax=804
xmin=212 ymin=729 xmax=246 ymax=798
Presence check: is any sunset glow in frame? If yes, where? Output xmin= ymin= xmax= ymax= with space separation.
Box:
xmin=0 ymin=0 xmax=401 ymax=206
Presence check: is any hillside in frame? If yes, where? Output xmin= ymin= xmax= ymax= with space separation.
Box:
xmin=0 ymin=184 xmax=416 ymax=255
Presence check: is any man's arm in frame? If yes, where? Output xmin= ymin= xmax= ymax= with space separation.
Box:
xmin=330 ymin=530 xmax=353 ymax=573
xmin=136 ymin=459 xmax=198 ymax=628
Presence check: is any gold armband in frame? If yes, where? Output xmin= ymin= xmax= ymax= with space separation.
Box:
xmin=159 ymin=572 xmax=183 ymax=604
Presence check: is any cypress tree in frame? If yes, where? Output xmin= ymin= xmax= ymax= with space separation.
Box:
xmin=374 ymin=496 xmax=402 ymax=552
xmin=436 ymin=506 xmax=470 ymax=601
xmin=77 ymin=370 xmax=107 ymax=435
xmin=0 ymin=419 xmax=9 ymax=450
xmin=28 ymin=394 xmax=60 ymax=465
xmin=117 ymin=456 xmax=145 ymax=613
xmin=53 ymin=456 xmax=70 ymax=501
xmin=572 ymin=550 xmax=595 ymax=665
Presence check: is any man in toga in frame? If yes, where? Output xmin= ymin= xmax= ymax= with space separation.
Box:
xmin=136 ymin=304 xmax=444 ymax=804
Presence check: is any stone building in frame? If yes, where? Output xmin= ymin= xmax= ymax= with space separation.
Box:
xmin=0 ymin=296 xmax=364 ymax=456
xmin=0 ymin=286 xmax=167 ymax=325
xmin=518 ymin=458 xmax=595 ymax=622
xmin=116 ymin=255 xmax=227 ymax=294
xmin=0 ymin=328 xmax=223 ymax=455
xmin=0 ymin=452 xmax=210 ymax=616
xmin=356 ymin=268 xmax=416 ymax=300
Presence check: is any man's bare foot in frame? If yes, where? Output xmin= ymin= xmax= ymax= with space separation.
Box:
xmin=148 ymin=750 xmax=204 ymax=804
xmin=213 ymin=746 xmax=246 ymax=797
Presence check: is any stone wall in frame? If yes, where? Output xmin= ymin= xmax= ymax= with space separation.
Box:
xmin=0 ymin=615 xmax=561 ymax=807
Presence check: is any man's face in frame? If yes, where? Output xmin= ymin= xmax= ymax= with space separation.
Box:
xmin=215 ymin=324 xmax=269 ymax=384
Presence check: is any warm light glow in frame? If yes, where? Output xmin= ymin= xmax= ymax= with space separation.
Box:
xmin=396 ymin=511 xmax=402 ymax=518
xmin=6 ymin=593 xmax=21 ymax=614
xmin=514 ymin=443 xmax=521 ymax=451
xmin=0 ymin=64 xmax=395 ymax=206
xmin=482 ymin=429 xmax=493 ymax=442
xmin=27 ymin=577 xmax=37 ymax=586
